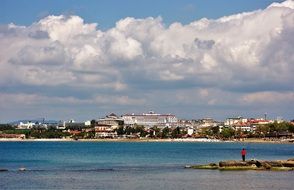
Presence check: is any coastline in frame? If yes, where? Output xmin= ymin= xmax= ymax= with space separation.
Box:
xmin=0 ymin=138 xmax=293 ymax=144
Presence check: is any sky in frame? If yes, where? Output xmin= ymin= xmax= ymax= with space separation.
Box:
xmin=0 ymin=0 xmax=293 ymax=122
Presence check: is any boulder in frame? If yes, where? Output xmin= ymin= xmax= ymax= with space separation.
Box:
xmin=191 ymin=164 xmax=219 ymax=169
xmin=281 ymin=161 xmax=294 ymax=167
xmin=271 ymin=167 xmax=293 ymax=171
xmin=264 ymin=161 xmax=283 ymax=167
xmin=219 ymin=160 xmax=251 ymax=167
xmin=219 ymin=165 xmax=257 ymax=171
xmin=261 ymin=162 xmax=272 ymax=169
xmin=18 ymin=167 xmax=26 ymax=171
xmin=188 ymin=158 xmax=294 ymax=172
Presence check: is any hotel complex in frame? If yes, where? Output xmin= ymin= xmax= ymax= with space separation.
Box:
xmin=121 ymin=111 xmax=178 ymax=128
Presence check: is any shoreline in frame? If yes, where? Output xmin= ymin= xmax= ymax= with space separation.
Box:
xmin=0 ymin=138 xmax=293 ymax=144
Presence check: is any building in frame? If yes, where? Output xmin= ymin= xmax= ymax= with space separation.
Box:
xmin=224 ymin=116 xmax=273 ymax=133
xmin=92 ymin=113 xmax=123 ymax=138
xmin=96 ymin=113 xmax=124 ymax=129
xmin=0 ymin=134 xmax=26 ymax=139
xmin=94 ymin=124 xmax=117 ymax=138
xmin=17 ymin=121 xmax=35 ymax=129
xmin=198 ymin=118 xmax=220 ymax=128
xmin=121 ymin=111 xmax=178 ymax=128
xmin=187 ymin=127 xmax=194 ymax=136
xmin=64 ymin=120 xmax=85 ymax=130
xmin=224 ymin=117 xmax=247 ymax=127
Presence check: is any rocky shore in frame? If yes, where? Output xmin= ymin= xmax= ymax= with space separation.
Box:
xmin=186 ymin=158 xmax=294 ymax=171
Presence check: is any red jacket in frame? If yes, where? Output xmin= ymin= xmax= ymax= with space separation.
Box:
xmin=241 ymin=149 xmax=246 ymax=156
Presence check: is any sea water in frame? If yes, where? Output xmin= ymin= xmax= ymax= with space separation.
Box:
xmin=0 ymin=141 xmax=294 ymax=189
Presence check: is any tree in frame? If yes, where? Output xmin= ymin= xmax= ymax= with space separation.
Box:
xmin=90 ymin=120 xmax=96 ymax=128
xmin=161 ymin=127 xmax=170 ymax=138
xmin=255 ymin=125 xmax=270 ymax=137
xmin=149 ymin=126 xmax=160 ymax=138
xmin=266 ymin=121 xmax=292 ymax=134
xmin=171 ymin=127 xmax=181 ymax=138
xmin=125 ymin=126 xmax=134 ymax=135
xmin=0 ymin=124 xmax=15 ymax=131
xmin=116 ymin=126 xmax=125 ymax=135
xmin=221 ymin=127 xmax=235 ymax=139
xmin=210 ymin=126 xmax=220 ymax=136
xmin=134 ymin=125 xmax=147 ymax=137
xmin=288 ymin=123 xmax=294 ymax=133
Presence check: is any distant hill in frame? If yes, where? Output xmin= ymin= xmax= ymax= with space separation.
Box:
xmin=9 ymin=119 xmax=60 ymax=125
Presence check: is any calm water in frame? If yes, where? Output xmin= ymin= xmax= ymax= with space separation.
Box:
xmin=0 ymin=141 xmax=294 ymax=190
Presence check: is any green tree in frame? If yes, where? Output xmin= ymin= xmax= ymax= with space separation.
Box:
xmin=171 ymin=127 xmax=181 ymax=138
xmin=125 ymin=126 xmax=134 ymax=135
xmin=0 ymin=124 xmax=15 ymax=131
xmin=288 ymin=123 xmax=294 ymax=133
xmin=148 ymin=126 xmax=159 ymax=138
xmin=161 ymin=127 xmax=170 ymax=138
xmin=116 ymin=126 xmax=125 ymax=135
xmin=210 ymin=126 xmax=220 ymax=135
xmin=221 ymin=127 xmax=235 ymax=139
xmin=255 ymin=125 xmax=270 ymax=137
xmin=134 ymin=125 xmax=147 ymax=137
xmin=90 ymin=120 xmax=96 ymax=128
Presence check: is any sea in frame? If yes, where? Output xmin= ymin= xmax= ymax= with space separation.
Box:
xmin=0 ymin=141 xmax=294 ymax=190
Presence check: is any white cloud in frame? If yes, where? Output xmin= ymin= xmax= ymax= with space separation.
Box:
xmin=38 ymin=15 xmax=98 ymax=43
xmin=0 ymin=92 xmax=145 ymax=109
xmin=240 ymin=91 xmax=294 ymax=104
xmin=0 ymin=0 xmax=293 ymax=121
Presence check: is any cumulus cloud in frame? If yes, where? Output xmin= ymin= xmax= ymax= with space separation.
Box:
xmin=241 ymin=91 xmax=294 ymax=104
xmin=0 ymin=0 xmax=293 ymax=121
xmin=0 ymin=92 xmax=145 ymax=109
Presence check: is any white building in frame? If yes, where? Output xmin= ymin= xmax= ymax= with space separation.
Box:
xmin=187 ymin=127 xmax=194 ymax=136
xmin=84 ymin=121 xmax=91 ymax=126
xmin=224 ymin=117 xmax=247 ymax=126
xmin=97 ymin=113 xmax=124 ymax=130
xmin=122 ymin=111 xmax=178 ymax=128
xmin=198 ymin=118 xmax=219 ymax=128
xmin=17 ymin=121 xmax=35 ymax=129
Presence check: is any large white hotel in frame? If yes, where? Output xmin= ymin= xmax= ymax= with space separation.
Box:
xmin=121 ymin=111 xmax=178 ymax=128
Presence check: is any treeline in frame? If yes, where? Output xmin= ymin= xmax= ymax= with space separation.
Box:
xmin=116 ymin=125 xmax=187 ymax=138
xmin=1 ymin=121 xmax=293 ymax=139
xmin=202 ymin=121 xmax=294 ymax=139
xmin=0 ymin=125 xmax=70 ymax=139
xmin=254 ymin=122 xmax=294 ymax=137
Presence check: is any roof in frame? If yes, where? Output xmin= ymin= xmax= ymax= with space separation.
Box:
xmin=122 ymin=113 xmax=176 ymax=117
xmin=109 ymin=113 xmax=117 ymax=117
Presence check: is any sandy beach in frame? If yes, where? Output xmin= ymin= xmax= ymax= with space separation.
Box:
xmin=0 ymin=137 xmax=293 ymax=143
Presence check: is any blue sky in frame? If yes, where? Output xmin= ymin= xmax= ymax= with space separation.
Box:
xmin=0 ymin=0 xmax=283 ymax=29
xmin=0 ymin=0 xmax=293 ymax=122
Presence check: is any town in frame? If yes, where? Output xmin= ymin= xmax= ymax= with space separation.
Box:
xmin=0 ymin=111 xmax=294 ymax=142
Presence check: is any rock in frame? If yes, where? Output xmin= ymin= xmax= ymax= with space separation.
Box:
xmin=261 ymin=162 xmax=272 ymax=169
xmin=251 ymin=160 xmax=283 ymax=169
xmin=281 ymin=161 xmax=294 ymax=167
xmin=208 ymin=163 xmax=218 ymax=167
xmin=185 ymin=165 xmax=192 ymax=168
xmin=287 ymin=158 xmax=294 ymax=161
xmin=219 ymin=165 xmax=257 ymax=171
xmin=189 ymin=158 xmax=294 ymax=172
xmin=263 ymin=161 xmax=283 ymax=167
xmin=219 ymin=160 xmax=251 ymax=167
xmin=18 ymin=167 xmax=26 ymax=171
xmin=271 ymin=167 xmax=293 ymax=171
xmin=191 ymin=164 xmax=218 ymax=169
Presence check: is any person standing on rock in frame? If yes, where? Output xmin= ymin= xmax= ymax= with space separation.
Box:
xmin=241 ymin=148 xmax=246 ymax=161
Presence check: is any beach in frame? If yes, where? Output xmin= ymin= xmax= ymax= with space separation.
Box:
xmin=0 ymin=137 xmax=293 ymax=144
